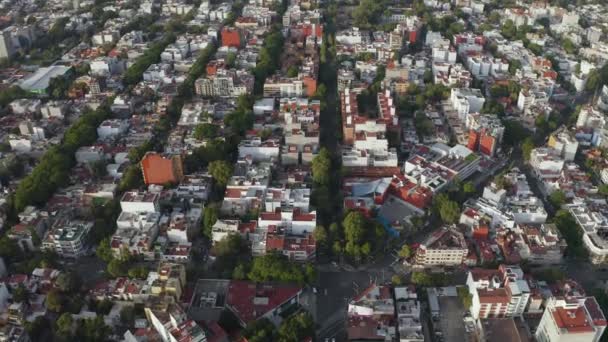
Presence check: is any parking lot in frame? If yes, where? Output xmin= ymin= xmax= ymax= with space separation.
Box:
xmin=436 ymin=296 xmax=467 ymax=342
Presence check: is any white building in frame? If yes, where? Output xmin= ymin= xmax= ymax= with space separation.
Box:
xmin=97 ymin=119 xmax=129 ymax=140
xmin=120 ymin=191 xmax=160 ymax=213
xmin=450 ymin=88 xmax=485 ymax=120
xmin=238 ymin=138 xmax=280 ymax=162
xmin=467 ymin=265 xmax=531 ymax=320
xmin=535 ymin=297 xmax=607 ymax=342
xmin=415 ymin=227 xmax=467 ymax=267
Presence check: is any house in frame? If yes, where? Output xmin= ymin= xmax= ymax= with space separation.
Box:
xmin=347 ymin=284 xmax=397 ymax=341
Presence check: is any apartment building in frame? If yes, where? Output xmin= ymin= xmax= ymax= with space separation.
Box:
xmin=535 ymin=297 xmax=607 ymax=342
xmin=466 ymin=265 xmax=531 ymax=320
xmin=42 ymin=218 xmax=93 ymax=258
xmin=415 ymin=226 xmax=468 ymax=267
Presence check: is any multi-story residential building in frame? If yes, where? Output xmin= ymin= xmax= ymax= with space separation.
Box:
xmin=415 ymin=226 xmax=468 ymax=267
xmin=145 ymin=302 xmax=206 ymax=342
xmin=569 ymin=205 xmax=608 ymax=264
xmin=0 ymin=29 xmax=15 ymax=61
xmin=97 ymin=119 xmax=129 ymax=140
xmin=466 ymin=114 xmax=504 ymax=157
xmin=535 ymin=297 xmax=607 ymax=342
xmin=258 ymin=208 xmax=316 ymax=235
xmin=450 ymin=88 xmax=485 ymax=121
xmin=174 ymin=173 xmax=212 ymax=201
xmin=120 ymin=191 xmax=160 ymax=213
xmin=238 ymin=138 xmax=280 ymax=162
xmin=395 ymin=286 xmax=424 ymax=342
xmin=347 ymin=284 xmax=397 ymax=341
xmin=530 ymin=148 xmax=565 ymax=191
xmin=263 ymin=77 xmax=305 ymax=98
xmin=266 ymin=229 xmax=316 ymax=262
xmin=42 ymin=218 xmax=93 ymax=258
xmin=499 ymin=223 xmax=567 ymax=265
xmin=548 ymin=127 xmax=579 ymax=162
xmin=466 ymin=265 xmax=531 ymax=320
xmin=7 ymin=206 xmax=49 ymax=252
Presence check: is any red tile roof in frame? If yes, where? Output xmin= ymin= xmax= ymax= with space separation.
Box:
xmin=226 ymin=280 xmax=302 ymax=325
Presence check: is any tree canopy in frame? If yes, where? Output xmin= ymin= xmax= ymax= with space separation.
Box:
xmin=209 ymin=160 xmax=233 ymax=186
xmin=311 ymin=148 xmax=332 ymax=185
xmin=247 ymin=251 xmax=315 ymax=284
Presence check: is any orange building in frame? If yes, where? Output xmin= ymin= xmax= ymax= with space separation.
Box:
xmin=221 ymin=28 xmax=241 ymax=48
xmin=141 ymin=152 xmax=184 ymax=185
xmin=302 ymin=76 xmax=317 ymax=97
xmin=467 ymin=129 xmax=498 ymax=157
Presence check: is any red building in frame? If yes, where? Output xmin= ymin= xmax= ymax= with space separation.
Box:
xmin=140 ymin=152 xmax=184 ymax=185
xmin=226 ymin=280 xmax=302 ymax=327
xmin=206 ymin=60 xmax=225 ymax=76
xmin=221 ymin=28 xmax=241 ymax=48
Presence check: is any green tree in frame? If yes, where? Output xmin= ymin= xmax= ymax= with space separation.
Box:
xmin=562 ymin=38 xmax=577 ymax=54
xmin=501 ymin=19 xmax=517 ymax=39
xmin=107 ymin=259 xmax=128 ymax=278
xmin=414 ymin=112 xmax=434 ymax=137
xmin=463 ymin=181 xmax=476 ymax=194
xmin=202 ymin=206 xmax=218 ymax=239
xmin=56 ymin=272 xmax=82 ymax=293
xmin=457 ymin=286 xmax=472 ymax=309
xmin=553 ymin=210 xmax=587 ymax=259
xmin=535 ymin=268 xmax=566 ymax=282
xmin=313 ymin=84 xmax=327 ymax=99
xmin=598 ymin=184 xmax=608 ymax=197
xmin=343 ymin=211 xmax=366 ymax=246
xmin=74 ymin=316 xmax=111 ymax=342
xmin=391 ymin=274 xmax=403 ymax=285
xmin=277 ymin=312 xmax=314 ymax=342
xmin=287 ymin=65 xmax=299 ymax=78
xmin=56 ymin=312 xmax=73 ymax=337
xmin=247 ymin=252 xmax=308 ymax=284
xmin=549 ymin=190 xmax=567 ymax=208
xmin=225 ymin=52 xmax=237 ymax=68
xmin=46 ymin=289 xmax=64 ymax=312
xmin=24 ymin=316 xmax=49 ymax=341
xmin=313 ymin=225 xmax=328 ymax=245
xmin=522 ymin=137 xmax=535 ymax=161
xmin=96 ymin=237 xmax=114 ymax=263
xmin=193 ymin=123 xmax=219 ymax=140
xmin=0 ymin=236 xmax=22 ymax=261
xmin=439 ymin=200 xmax=460 ymax=224
xmin=128 ymin=266 xmax=149 ymax=279
xmin=209 ymin=160 xmax=233 ymax=186
xmin=120 ymin=306 xmax=135 ymax=326
xmin=12 ymin=284 xmax=29 ymax=303
xmin=509 ymin=60 xmax=522 ymax=75
xmin=398 ymin=244 xmax=412 ymax=259
xmin=244 ymin=318 xmax=277 ymax=342
xmin=411 ymin=271 xmax=432 ymax=286
xmin=233 ymin=263 xmax=248 ymax=280
xmin=311 ymin=148 xmax=332 ymax=185
xmin=352 ymin=0 xmax=383 ymax=29
xmin=92 ymin=299 xmax=113 ymax=315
